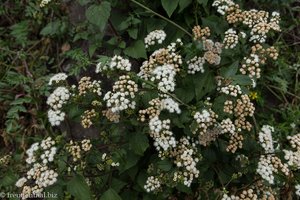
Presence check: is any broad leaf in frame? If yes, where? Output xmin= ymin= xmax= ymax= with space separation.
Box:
xmin=130 ymin=133 xmax=149 ymax=155
xmin=161 ymin=0 xmax=180 ymax=17
xmin=86 ymin=2 xmax=111 ymax=31
xmin=124 ymin=40 xmax=147 ymax=59
xmin=100 ymin=188 xmax=122 ymax=200
xmin=67 ymin=175 xmax=92 ymax=200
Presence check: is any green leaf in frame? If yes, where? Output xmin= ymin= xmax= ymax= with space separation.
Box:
xmin=111 ymin=178 xmax=127 ymax=193
xmin=179 ymin=0 xmax=192 ymax=12
xmin=86 ymin=2 xmax=111 ymax=31
xmin=197 ymin=0 xmax=208 ymax=6
xmin=193 ymin=71 xmax=216 ymax=100
xmin=220 ymin=61 xmax=239 ymax=78
xmin=161 ymin=0 xmax=180 ymax=17
xmin=67 ymin=175 xmax=92 ymax=200
xmin=130 ymin=133 xmax=149 ymax=155
xmin=77 ymin=0 xmax=91 ymax=5
xmin=40 ymin=20 xmax=65 ymax=36
xmin=100 ymin=188 xmax=122 ymax=200
xmin=124 ymin=40 xmax=147 ymax=59
xmin=232 ymin=75 xmax=252 ymax=86
xmin=10 ymin=97 xmax=32 ymax=105
xmin=127 ymin=28 xmax=138 ymax=39
xmin=157 ymin=159 xmax=172 ymax=171
xmin=0 ymin=171 xmax=18 ymax=187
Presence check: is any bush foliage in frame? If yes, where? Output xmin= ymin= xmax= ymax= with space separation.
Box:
xmin=0 ymin=0 xmax=299 ymax=199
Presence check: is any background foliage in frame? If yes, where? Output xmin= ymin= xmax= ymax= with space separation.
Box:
xmin=0 ymin=0 xmax=299 ymax=199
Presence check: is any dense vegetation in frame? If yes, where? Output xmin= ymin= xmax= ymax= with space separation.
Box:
xmin=0 ymin=0 xmax=299 ymax=199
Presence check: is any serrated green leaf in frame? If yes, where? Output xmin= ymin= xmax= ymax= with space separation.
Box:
xmin=161 ymin=0 xmax=180 ymax=17
xmin=130 ymin=133 xmax=149 ymax=155
xmin=100 ymin=188 xmax=122 ymax=200
xmin=111 ymin=178 xmax=127 ymax=193
xmin=193 ymin=71 xmax=216 ymax=100
xmin=232 ymin=75 xmax=252 ymax=86
xmin=67 ymin=175 xmax=92 ymax=200
xmin=157 ymin=159 xmax=172 ymax=171
xmin=86 ymin=2 xmax=111 ymax=31
xmin=0 ymin=171 xmax=18 ymax=187
xmin=220 ymin=60 xmax=239 ymax=78
xmin=124 ymin=40 xmax=147 ymax=59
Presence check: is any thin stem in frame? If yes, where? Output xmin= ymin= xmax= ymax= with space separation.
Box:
xmin=129 ymin=0 xmax=193 ymax=37
xmin=268 ymin=85 xmax=300 ymax=100
xmin=133 ymin=74 xmax=193 ymax=109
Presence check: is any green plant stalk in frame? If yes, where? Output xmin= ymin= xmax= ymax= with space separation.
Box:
xmin=129 ymin=0 xmax=193 ymax=37
xmin=133 ymin=74 xmax=192 ymax=108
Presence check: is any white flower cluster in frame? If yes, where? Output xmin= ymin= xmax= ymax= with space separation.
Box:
xmin=240 ymin=54 xmax=261 ymax=78
xmin=144 ymin=30 xmax=167 ymax=48
xmin=223 ymin=28 xmax=239 ymax=49
xmin=212 ymin=0 xmax=235 ymax=15
xmin=78 ymin=77 xmax=102 ymax=96
xmin=138 ymin=39 xmax=182 ymax=81
xmin=221 ymin=189 xmax=258 ymax=200
xmin=0 ymin=154 xmax=11 ymax=166
xmin=47 ymin=87 xmax=70 ymax=126
xmin=257 ymin=155 xmax=275 ymax=184
xmin=16 ymin=137 xmax=58 ymax=198
xmin=172 ymin=137 xmax=200 ymax=187
xmin=149 ymin=116 xmax=176 ymax=152
xmin=40 ymin=0 xmax=51 ymax=7
xmin=249 ymin=11 xmax=281 ymax=43
xmin=221 ymin=118 xmax=236 ymax=134
xmin=48 ymin=73 xmax=67 ymax=85
xmin=203 ymin=39 xmax=222 ymax=65
xmin=283 ymin=133 xmax=300 ymax=169
xmin=296 ymin=184 xmax=300 ymax=197
xmin=160 ymin=97 xmax=181 ymax=114
xmin=151 ymin=64 xmax=176 ymax=93
xmin=66 ymin=139 xmax=92 ymax=162
xmin=219 ymin=84 xmax=242 ymax=97
xmin=258 ymin=125 xmax=275 ymax=153
xmin=193 ymin=109 xmax=218 ymax=135
xmin=96 ymin=55 xmax=131 ymax=73
xmin=257 ymin=155 xmax=289 ymax=185
xmin=187 ymin=56 xmax=205 ymax=74
xmin=144 ymin=176 xmax=161 ymax=192
xmin=104 ymin=75 xmax=138 ymax=113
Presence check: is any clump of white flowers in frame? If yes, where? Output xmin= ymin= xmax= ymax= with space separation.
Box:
xmin=160 ymin=97 xmax=181 ymax=114
xmin=219 ymin=84 xmax=242 ymax=97
xmin=78 ymin=76 xmax=102 ymax=96
xmin=296 ymin=185 xmax=300 ymax=197
xmin=283 ymin=133 xmax=300 ymax=169
xmin=151 ymin=64 xmax=177 ymax=93
xmin=212 ymin=0 xmax=235 ymax=15
xmin=223 ymin=28 xmax=239 ymax=49
xmin=144 ymin=30 xmax=166 ymax=48
xmin=40 ymin=0 xmax=52 ymax=7
xmin=187 ymin=56 xmax=205 ymax=74
xmin=258 ymin=125 xmax=275 ymax=153
xmin=47 ymin=86 xmax=70 ymax=126
xmin=193 ymin=109 xmax=218 ymax=135
xmin=149 ymin=116 xmax=176 ymax=153
xmin=103 ymin=75 xmax=138 ymax=113
xmin=16 ymin=137 xmax=58 ymax=198
xmin=144 ymin=176 xmax=161 ymax=192
xmin=66 ymin=139 xmax=92 ymax=162
xmin=48 ymin=73 xmax=67 ymax=85
xmin=96 ymin=55 xmax=131 ymax=73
